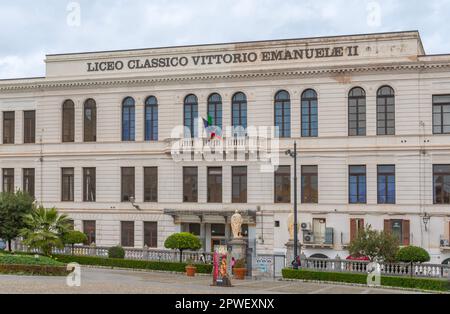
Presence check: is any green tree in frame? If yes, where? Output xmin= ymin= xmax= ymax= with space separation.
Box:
xmin=62 ymin=230 xmax=88 ymax=255
xmin=348 ymin=225 xmax=399 ymax=262
xmin=20 ymin=207 xmax=72 ymax=256
xmin=397 ymin=246 xmax=430 ymax=264
xmin=164 ymin=232 xmax=202 ymax=263
xmin=0 ymin=191 xmax=35 ymax=251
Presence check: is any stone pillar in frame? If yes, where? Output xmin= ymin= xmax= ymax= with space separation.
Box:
xmin=285 ymin=240 xmax=301 ymax=267
xmin=229 ymin=238 xmax=247 ymax=261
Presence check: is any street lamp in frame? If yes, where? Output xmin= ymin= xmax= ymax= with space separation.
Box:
xmin=286 ymin=142 xmax=299 ymax=270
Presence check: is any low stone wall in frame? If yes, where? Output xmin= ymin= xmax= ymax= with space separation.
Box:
xmin=0 ymin=264 xmax=70 ymax=276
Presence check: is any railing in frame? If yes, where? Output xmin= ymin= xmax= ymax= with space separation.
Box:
xmin=15 ymin=243 xmax=214 ymax=264
xmin=300 ymin=258 xmax=450 ymax=279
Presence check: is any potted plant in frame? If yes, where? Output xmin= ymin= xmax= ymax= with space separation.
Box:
xmin=233 ymin=258 xmax=247 ymax=280
xmin=185 ymin=259 xmax=197 ymax=277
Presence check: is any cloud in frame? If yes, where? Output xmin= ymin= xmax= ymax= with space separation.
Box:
xmin=0 ymin=0 xmax=450 ymax=79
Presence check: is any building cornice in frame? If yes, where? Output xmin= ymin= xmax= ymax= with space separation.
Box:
xmin=0 ymin=61 xmax=449 ymax=93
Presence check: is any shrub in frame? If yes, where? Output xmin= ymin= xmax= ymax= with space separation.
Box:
xmin=348 ymin=225 xmax=399 ymax=262
xmin=282 ymin=269 xmax=450 ymax=292
xmin=20 ymin=207 xmax=72 ymax=256
xmin=63 ymin=231 xmax=88 ymax=252
xmin=0 ymin=264 xmax=70 ymax=276
xmin=164 ymin=233 xmax=202 ymax=263
xmin=396 ymin=246 xmax=431 ymax=264
xmin=108 ymin=246 xmax=126 ymax=259
xmin=234 ymin=258 xmax=246 ymax=269
xmin=0 ymin=252 xmax=64 ymax=266
xmin=53 ymin=254 xmax=213 ymax=274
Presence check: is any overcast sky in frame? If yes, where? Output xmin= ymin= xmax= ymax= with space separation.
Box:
xmin=1 ymin=0 xmax=450 ymax=79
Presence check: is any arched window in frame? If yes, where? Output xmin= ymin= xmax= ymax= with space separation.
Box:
xmin=184 ymin=94 xmax=198 ymax=138
xmin=84 ymin=99 xmax=97 ymax=142
xmin=145 ymin=96 xmax=158 ymax=141
xmin=301 ymin=89 xmax=318 ymax=137
xmin=62 ymin=99 xmax=75 ymax=143
xmin=377 ymin=86 xmax=395 ymax=135
xmin=232 ymin=92 xmax=247 ymax=137
xmin=348 ymin=87 xmax=366 ymax=136
xmin=207 ymin=93 xmax=222 ymax=130
xmin=275 ymin=90 xmax=291 ymax=138
xmin=122 ymin=97 xmax=135 ymax=141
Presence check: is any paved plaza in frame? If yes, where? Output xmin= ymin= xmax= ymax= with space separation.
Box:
xmin=0 ymin=267 xmax=424 ymax=294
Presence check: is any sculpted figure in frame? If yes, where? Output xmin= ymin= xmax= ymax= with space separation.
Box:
xmin=231 ymin=210 xmax=244 ymax=239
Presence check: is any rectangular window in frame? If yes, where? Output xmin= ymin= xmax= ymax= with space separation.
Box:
xmin=378 ymin=165 xmax=396 ymax=204
xmin=121 ymin=221 xmax=135 ymax=247
xmin=207 ymin=167 xmax=222 ymax=203
xmin=433 ymin=95 xmax=450 ymax=134
xmin=121 ymin=167 xmax=135 ymax=202
xmin=349 ymin=166 xmax=367 ymax=204
xmin=144 ymin=222 xmax=158 ymax=248
xmin=83 ymin=221 xmax=96 ymax=245
xmin=232 ymin=166 xmax=247 ymax=203
xmin=385 ymin=219 xmax=410 ymax=246
xmin=83 ymin=168 xmax=96 ymax=202
xmin=183 ymin=167 xmax=198 ymax=203
xmin=23 ymin=111 xmax=36 ymax=144
xmin=61 ymin=168 xmax=74 ymax=202
xmin=275 ymin=166 xmax=291 ymax=203
xmin=182 ymin=223 xmax=201 ymax=237
xmin=211 ymin=224 xmax=226 ymax=237
xmin=302 ymin=166 xmax=318 ymax=204
xmin=434 ymin=165 xmax=450 ymax=204
xmin=144 ymin=167 xmax=158 ymax=202
xmin=313 ymin=218 xmax=326 ymax=243
xmin=23 ymin=168 xmax=35 ymax=198
xmin=350 ymin=218 xmax=365 ymax=242
xmin=3 ymin=112 xmax=15 ymax=144
xmin=2 ymin=169 xmax=14 ymax=193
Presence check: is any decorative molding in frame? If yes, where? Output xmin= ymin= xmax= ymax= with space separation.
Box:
xmin=1 ymin=61 xmax=450 ymax=93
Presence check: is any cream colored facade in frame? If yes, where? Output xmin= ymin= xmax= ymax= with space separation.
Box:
xmin=0 ymin=31 xmax=450 ymax=263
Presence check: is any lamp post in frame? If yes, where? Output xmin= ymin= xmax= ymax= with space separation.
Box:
xmin=286 ymin=142 xmax=299 ymax=270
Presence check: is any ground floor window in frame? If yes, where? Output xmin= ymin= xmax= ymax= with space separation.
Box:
xmin=121 ymin=221 xmax=135 ymax=247
xmin=83 ymin=220 xmax=96 ymax=245
xmin=384 ymin=219 xmax=410 ymax=246
xmin=144 ymin=222 xmax=157 ymax=248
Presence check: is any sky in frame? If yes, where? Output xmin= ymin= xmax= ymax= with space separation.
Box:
xmin=1 ymin=0 xmax=450 ymax=79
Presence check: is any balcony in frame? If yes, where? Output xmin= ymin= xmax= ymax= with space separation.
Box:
xmin=302 ymin=228 xmax=335 ymax=249
xmin=440 ymin=236 xmax=450 ymax=251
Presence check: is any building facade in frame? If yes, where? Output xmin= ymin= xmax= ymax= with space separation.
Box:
xmin=0 ymin=31 xmax=450 ymax=264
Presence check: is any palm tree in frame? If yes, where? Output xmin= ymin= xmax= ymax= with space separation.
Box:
xmin=21 ymin=207 xmax=72 ymax=256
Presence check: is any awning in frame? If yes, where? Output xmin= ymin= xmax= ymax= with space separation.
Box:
xmin=164 ymin=209 xmax=257 ymax=225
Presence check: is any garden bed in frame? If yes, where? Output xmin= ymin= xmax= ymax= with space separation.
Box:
xmin=0 ymin=252 xmax=69 ymax=276
xmin=282 ymin=268 xmax=450 ymax=292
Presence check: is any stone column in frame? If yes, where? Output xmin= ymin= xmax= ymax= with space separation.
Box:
xmin=229 ymin=238 xmax=247 ymax=261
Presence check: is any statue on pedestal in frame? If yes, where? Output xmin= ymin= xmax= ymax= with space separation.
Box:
xmin=231 ymin=210 xmax=243 ymax=239
xmin=288 ymin=212 xmax=295 ymax=240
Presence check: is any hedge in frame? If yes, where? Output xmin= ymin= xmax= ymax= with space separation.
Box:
xmin=0 ymin=253 xmax=64 ymax=267
xmin=282 ymin=269 xmax=450 ymax=292
xmin=53 ymin=255 xmax=214 ymax=274
xmin=0 ymin=264 xmax=69 ymax=276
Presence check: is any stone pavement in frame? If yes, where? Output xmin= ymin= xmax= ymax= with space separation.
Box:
xmin=0 ymin=267 xmax=424 ymax=294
